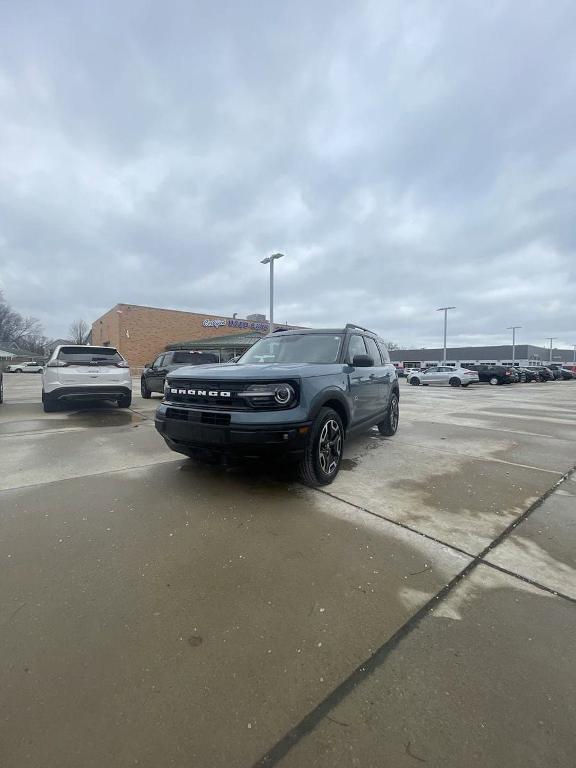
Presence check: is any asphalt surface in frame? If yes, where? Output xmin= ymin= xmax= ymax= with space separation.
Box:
xmin=1 ymin=374 xmax=575 ymax=768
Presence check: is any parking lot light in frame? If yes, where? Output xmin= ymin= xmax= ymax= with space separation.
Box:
xmin=261 ymin=253 xmax=284 ymax=335
xmin=436 ymin=307 xmax=456 ymax=364
xmin=507 ymin=326 xmax=522 ymax=365
xmin=547 ymin=337 xmax=556 ymax=364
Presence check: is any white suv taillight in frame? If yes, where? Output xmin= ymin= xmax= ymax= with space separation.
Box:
xmin=115 ymin=361 xmax=130 ymax=368
xmin=47 ymin=360 xmax=68 ymax=368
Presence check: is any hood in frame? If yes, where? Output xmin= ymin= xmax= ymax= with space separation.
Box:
xmin=166 ymin=362 xmax=344 ymax=380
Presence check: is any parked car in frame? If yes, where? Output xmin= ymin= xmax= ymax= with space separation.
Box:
xmin=517 ymin=367 xmax=539 ymax=382
xmin=7 ymin=361 xmax=44 ymax=373
xmin=42 ymin=345 xmax=132 ymax=412
xmin=465 ymin=364 xmax=513 ymax=385
xmin=535 ymin=367 xmax=553 ymax=381
xmin=558 ymin=368 xmax=575 ymax=380
xmin=141 ymin=350 xmax=220 ymax=398
xmin=0 ymin=369 xmax=3 ymax=404
xmin=155 ymin=324 xmax=400 ymax=486
xmin=407 ymin=366 xmax=479 ymax=387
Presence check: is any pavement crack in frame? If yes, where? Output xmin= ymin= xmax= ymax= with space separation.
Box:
xmin=405 ymin=740 xmax=427 ymax=762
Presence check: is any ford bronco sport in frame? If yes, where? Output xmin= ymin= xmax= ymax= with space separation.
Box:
xmin=154 ymin=324 xmax=399 ymax=485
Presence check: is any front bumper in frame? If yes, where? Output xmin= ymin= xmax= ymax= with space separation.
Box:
xmin=155 ymin=404 xmax=311 ymax=457
xmin=44 ymin=386 xmax=132 ymax=402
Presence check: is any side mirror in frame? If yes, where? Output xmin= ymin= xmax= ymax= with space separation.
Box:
xmin=352 ymin=354 xmax=374 ymax=367
xmin=144 ymin=362 xmax=151 ymax=369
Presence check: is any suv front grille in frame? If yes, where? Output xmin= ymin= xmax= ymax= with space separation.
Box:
xmin=165 ymin=379 xmax=299 ymax=411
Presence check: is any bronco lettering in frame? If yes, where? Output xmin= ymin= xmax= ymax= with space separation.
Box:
xmin=170 ymin=388 xmax=231 ymax=397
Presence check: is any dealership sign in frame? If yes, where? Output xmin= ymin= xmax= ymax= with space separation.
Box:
xmin=202 ymin=318 xmax=270 ymax=331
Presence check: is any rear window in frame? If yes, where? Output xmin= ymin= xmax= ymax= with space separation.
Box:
xmin=171 ymin=351 xmax=219 ymax=365
xmin=57 ymin=346 xmax=123 ymax=364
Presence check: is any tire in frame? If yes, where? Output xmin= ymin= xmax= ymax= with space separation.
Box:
xmin=410 ymin=377 xmax=420 ymax=386
xmin=489 ymin=377 xmax=499 ymax=386
xmin=449 ymin=377 xmax=461 ymax=387
xmin=14 ymin=369 xmax=22 ymax=374
xmin=117 ymin=393 xmax=132 ymax=408
xmin=42 ymin=392 xmax=58 ymax=412
xmin=378 ymin=392 xmax=399 ymax=436
xmin=298 ymin=407 xmax=344 ymax=487
xmin=140 ymin=378 xmax=152 ymax=399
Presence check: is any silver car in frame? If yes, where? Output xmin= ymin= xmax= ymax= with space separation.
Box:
xmin=408 ymin=366 xmax=479 ymax=388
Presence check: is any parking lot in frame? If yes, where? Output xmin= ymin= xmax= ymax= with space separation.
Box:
xmin=1 ymin=374 xmax=575 ymax=768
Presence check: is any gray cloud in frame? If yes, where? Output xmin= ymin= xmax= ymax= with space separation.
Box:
xmin=1 ymin=0 xmax=575 ymax=348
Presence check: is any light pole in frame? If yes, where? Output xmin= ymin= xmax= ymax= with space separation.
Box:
xmin=260 ymin=252 xmax=284 ymax=334
xmin=573 ymin=345 xmax=576 ymax=364
xmin=436 ymin=307 xmax=456 ymax=364
xmin=547 ymin=337 xmax=555 ymax=364
xmin=507 ymin=326 xmax=522 ymax=365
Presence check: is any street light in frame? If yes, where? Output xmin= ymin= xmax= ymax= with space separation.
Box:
xmin=436 ymin=307 xmax=456 ymax=364
xmin=507 ymin=326 xmax=522 ymax=365
xmin=547 ymin=337 xmax=556 ymax=364
xmin=573 ymin=344 xmax=576 ymax=364
xmin=261 ymin=252 xmax=284 ymax=334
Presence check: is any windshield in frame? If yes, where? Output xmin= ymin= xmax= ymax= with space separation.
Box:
xmin=172 ymin=351 xmax=219 ymax=365
xmin=240 ymin=334 xmax=343 ymax=364
xmin=57 ymin=346 xmax=123 ymax=364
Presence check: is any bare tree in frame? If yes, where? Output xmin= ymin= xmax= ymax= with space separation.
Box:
xmin=0 ymin=291 xmax=45 ymax=346
xmin=384 ymin=341 xmax=400 ymax=351
xmin=69 ymin=318 xmax=90 ymax=345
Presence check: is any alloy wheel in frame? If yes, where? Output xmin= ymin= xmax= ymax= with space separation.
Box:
xmin=318 ymin=418 xmax=342 ymax=476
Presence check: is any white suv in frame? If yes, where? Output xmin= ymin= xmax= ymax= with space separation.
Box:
xmin=42 ymin=345 xmax=132 ymax=412
xmin=7 ymin=361 xmax=44 ymax=373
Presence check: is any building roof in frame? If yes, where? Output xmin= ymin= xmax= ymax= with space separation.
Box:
xmin=0 ymin=340 xmax=33 ymax=357
xmin=389 ymin=344 xmax=571 ymax=362
xmin=165 ymin=332 xmax=265 ymax=351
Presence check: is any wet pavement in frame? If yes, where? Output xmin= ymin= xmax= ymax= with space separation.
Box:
xmin=0 ymin=374 xmax=575 ymax=767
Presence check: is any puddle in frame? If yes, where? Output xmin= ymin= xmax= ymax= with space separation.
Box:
xmin=0 ymin=410 xmax=143 ymax=434
xmin=341 ymin=458 xmax=359 ymax=471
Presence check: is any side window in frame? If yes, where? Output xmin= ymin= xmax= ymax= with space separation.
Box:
xmin=365 ymin=337 xmax=382 ymax=365
xmin=154 ymin=355 xmax=165 ymax=368
xmin=347 ymin=335 xmax=368 ymax=363
xmin=378 ymin=342 xmax=390 ymax=363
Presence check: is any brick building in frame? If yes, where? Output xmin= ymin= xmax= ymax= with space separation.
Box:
xmin=91 ymin=304 xmax=291 ymax=369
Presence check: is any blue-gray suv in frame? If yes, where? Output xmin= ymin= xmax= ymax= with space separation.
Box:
xmin=154 ymin=324 xmax=399 ymax=485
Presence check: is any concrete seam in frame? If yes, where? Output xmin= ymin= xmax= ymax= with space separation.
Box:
xmin=251 ymin=464 xmax=576 ymax=767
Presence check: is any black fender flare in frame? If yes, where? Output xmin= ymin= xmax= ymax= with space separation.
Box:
xmin=309 ymin=388 xmax=352 ymax=431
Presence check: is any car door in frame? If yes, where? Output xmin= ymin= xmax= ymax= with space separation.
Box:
xmin=345 ymin=334 xmax=374 ymax=425
xmin=436 ymin=366 xmax=453 ymax=385
xmin=364 ymin=336 xmax=389 ymax=416
xmin=148 ymin=355 xmax=168 ymax=393
xmin=422 ymin=366 xmax=439 ymax=384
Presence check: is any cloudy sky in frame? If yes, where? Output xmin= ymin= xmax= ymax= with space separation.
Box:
xmin=1 ymin=0 xmax=575 ymax=348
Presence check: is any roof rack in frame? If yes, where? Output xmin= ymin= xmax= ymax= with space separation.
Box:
xmin=345 ymin=323 xmax=376 ymax=334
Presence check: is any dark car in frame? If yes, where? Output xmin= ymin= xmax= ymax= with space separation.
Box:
xmin=535 ymin=367 xmax=553 ymax=381
xmin=141 ymin=350 xmax=220 ymax=398
xmin=154 ymin=324 xmax=400 ymax=486
xmin=558 ymin=368 xmax=575 ymax=380
xmin=0 ymin=369 xmax=3 ymax=404
xmin=465 ymin=364 xmax=514 ymax=385
xmin=517 ymin=367 xmax=539 ymax=382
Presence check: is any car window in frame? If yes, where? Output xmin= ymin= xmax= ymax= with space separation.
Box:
xmin=57 ymin=346 xmax=123 ymax=364
xmin=377 ymin=343 xmax=390 ymax=363
xmin=152 ymin=355 xmax=164 ymax=368
xmin=347 ymin=335 xmax=367 ymax=363
xmin=171 ymin=351 xmax=219 ymax=365
xmin=426 ymin=367 xmax=438 ymax=373
xmin=365 ymin=337 xmax=382 ymax=365
xmin=240 ymin=333 xmax=343 ymax=364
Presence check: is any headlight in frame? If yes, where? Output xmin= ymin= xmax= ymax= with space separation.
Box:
xmin=240 ymin=382 xmax=296 ymax=408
